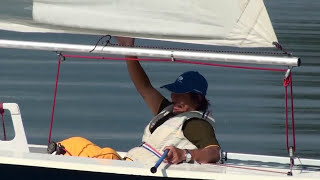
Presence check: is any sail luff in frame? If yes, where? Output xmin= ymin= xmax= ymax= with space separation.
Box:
xmin=0 ymin=39 xmax=300 ymax=67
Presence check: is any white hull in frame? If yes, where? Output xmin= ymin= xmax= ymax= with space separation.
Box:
xmin=1 ymin=144 xmax=320 ymax=179
xmin=0 ymin=103 xmax=319 ymax=180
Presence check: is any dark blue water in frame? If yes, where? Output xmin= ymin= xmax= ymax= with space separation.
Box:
xmin=0 ymin=0 xmax=319 ymax=159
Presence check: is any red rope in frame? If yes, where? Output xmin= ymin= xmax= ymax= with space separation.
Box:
xmin=0 ymin=102 xmax=6 ymax=140
xmin=62 ymin=147 xmax=72 ymax=156
xmin=290 ymin=76 xmax=296 ymax=151
xmin=283 ymin=74 xmax=296 ymax=152
xmin=175 ymin=59 xmax=287 ymax=72
xmin=47 ymin=54 xmax=296 ymax=153
xmin=284 ymin=77 xmax=289 ymax=150
xmin=48 ymin=56 xmax=62 ymax=144
xmin=61 ymin=54 xmax=287 ymax=72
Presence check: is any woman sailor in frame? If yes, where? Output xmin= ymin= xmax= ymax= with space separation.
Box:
xmin=48 ymin=37 xmax=220 ymax=165
xmin=120 ymin=37 xmax=220 ymax=164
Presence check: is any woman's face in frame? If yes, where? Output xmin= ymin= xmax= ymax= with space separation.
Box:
xmin=171 ymin=93 xmax=198 ymax=114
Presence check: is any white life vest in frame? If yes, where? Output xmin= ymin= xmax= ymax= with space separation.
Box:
xmin=125 ymin=105 xmax=215 ymax=165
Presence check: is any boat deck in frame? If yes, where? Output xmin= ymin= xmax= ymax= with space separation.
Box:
xmin=7 ymin=144 xmax=316 ymax=180
xmin=1 ymin=103 xmax=320 ymax=179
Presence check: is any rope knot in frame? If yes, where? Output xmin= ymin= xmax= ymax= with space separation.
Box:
xmin=283 ymin=75 xmax=292 ymax=87
xmin=283 ymin=69 xmax=292 ymax=87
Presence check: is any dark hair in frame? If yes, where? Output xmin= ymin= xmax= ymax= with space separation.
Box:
xmin=190 ymin=93 xmax=210 ymax=111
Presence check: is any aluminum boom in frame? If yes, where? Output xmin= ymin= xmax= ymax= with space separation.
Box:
xmin=0 ymin=39 xmax=300 ymax=67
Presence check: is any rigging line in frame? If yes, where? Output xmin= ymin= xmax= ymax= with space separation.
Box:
xmin=104 ymin=39 xmax=286 ymax=56
xmin=296 ymin=157 xmax=304 ymax=174
xmin=61 ymin=147 xmax=72 ymax=156
xmin=61 ymin=54 xmax=287 ymax=72
xmin=210 ymin=163 xmax=288 ymax=175
xmin=62 ymin=54 xmax=170 ymax=62
xmin=90 ymin=35 xmax=286 ymax=55
xmin=0 ymin=102 xmax=6 ymax=140
xmin=90 ymin=35 xmax=115 ymax=53
xmin=273 ymin=42 xmax=292 ymax=56
xmin=174 ymin=59 xmax=287 ymax=72
xmin=285 ymin=82 xmax=289 ymax=151
xmin=114 ymin=44 xmax=287 ymax=55
xmin=283 ymin=73 xmax=296 ymax=152
xmin=48 ymin=54 xmax=62 ymax=144
xmin=290 ymin=76 xmax=296 ymax=151
xmin=283 ymin=71 xmax=296 ymax=176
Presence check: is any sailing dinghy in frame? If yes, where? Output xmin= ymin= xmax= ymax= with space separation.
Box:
xmin=0 ymin=0 xmax=319 ymax=179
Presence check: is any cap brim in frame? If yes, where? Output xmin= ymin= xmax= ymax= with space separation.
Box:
xmin=161 ymin=83 xmax=192 ymax=94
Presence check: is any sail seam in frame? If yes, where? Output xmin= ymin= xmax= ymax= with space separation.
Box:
xmin=240 ymin=4 xmax=264 ymax=46
xmin=236 ymin=0 xmax=250 ymax=23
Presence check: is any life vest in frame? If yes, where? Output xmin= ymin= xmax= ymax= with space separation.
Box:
xmin=58 ymin=136 xmax=122 ymax=160
xmin=125 ymin=105 xmax=215 ymax=165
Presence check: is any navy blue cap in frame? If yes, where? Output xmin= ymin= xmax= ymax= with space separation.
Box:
xmin=161 ymin=71 xmax=208 ymax=96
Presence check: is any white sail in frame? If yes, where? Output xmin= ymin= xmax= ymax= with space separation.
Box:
xmin=0 ymin=0 xmax=277 ymax=48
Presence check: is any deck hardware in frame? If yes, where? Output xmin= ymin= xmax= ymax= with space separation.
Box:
xmin=56 ymin=51 xmax=66 ymax=61
xmin=171 ymin=52 xmax=175 ymax=62
xmin=287 ymin=146 xmax=294 ymax=176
